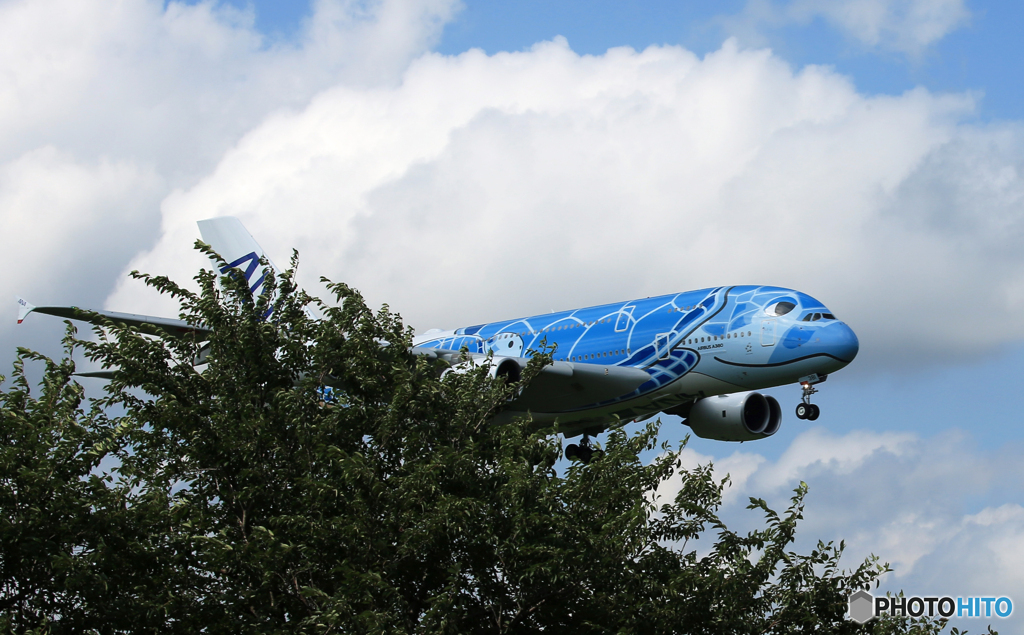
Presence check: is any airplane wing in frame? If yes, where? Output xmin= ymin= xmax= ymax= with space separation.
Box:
xmin=16 ymin=296 xmax=211 ymax=340
xmin=514 ymin=359 xmax=651 ymax=412
xmin=417 ymin=348 xmax=651 ymax=412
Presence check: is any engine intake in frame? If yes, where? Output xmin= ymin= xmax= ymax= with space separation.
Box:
xmin=685 ymin=392 xmax=782 ymax=442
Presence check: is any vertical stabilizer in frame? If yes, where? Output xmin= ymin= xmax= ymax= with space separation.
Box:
xmin=197 ymin=217 xmax=278 ymax=296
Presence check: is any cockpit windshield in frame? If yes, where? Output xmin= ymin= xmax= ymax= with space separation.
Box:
xmin=801 ymin=312 xmax=835 ymax=322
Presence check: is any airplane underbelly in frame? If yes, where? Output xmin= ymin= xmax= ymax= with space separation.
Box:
xmin=497 ymin=367 xmax=749 ymax=436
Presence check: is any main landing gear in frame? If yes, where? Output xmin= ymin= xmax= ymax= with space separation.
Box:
xmin=565 ymin=435 xmax=604 ymax=464
xmin=795 ymin=373 xmax=827 ymax=421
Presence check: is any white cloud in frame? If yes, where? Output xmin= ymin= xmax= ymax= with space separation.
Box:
xmin=106 ymin=36 xmax=1024 ymax=372
xmin=4 ymin=3 xmax=1020 ymax=374
xmin=0 ymin=0 xmax=458 ymax=359
xmin=0 ymin=0 xmax=459 ymax=170
xmin=0 ymin=147 xmax=163 ymax=303
xmin=756 ymin=427 xmax=916 ymax=489
xmin=726 ymin=0 xmax=970 ymax=55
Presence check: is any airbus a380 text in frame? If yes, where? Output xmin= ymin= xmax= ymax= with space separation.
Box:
xmin=18 ymin=217 xmax=859 ymax=461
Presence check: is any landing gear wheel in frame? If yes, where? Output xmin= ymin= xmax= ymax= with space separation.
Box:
xmin=566 ymin=436 xmax=601 ymax=464
xmin=795 ymin=403 xmax=810 ymax=420
xmin=807 ymin=404 xmax=820 ymax=421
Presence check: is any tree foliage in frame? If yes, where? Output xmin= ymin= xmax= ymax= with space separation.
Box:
xmin=0 ymin=251 xmax=973 ymax=633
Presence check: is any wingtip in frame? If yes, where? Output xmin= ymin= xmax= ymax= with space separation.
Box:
xmin=15 ymin=296 xmax=35 ymax=325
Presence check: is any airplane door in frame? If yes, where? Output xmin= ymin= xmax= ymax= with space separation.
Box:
xmin=615 ymin=306 xmax=635 ymax=332
xmin=760 ymin=319 xmax=776 ymax=346
xmin=655 ymin=332 xmax=674 ymax=359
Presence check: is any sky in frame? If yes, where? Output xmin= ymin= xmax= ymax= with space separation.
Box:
xmin=2 ymin=0 xmax=1023 ymax=628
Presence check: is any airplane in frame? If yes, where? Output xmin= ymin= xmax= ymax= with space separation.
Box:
xmin=17 ymin=217 xmax=859 ymax=462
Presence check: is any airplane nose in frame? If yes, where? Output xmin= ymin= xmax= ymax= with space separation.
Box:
xmin=829 ymin=322 xmax=859 ymax=363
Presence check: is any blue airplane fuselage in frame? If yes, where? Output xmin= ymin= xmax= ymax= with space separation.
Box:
xmin=413 ymin=285 xmax=858 ymax=433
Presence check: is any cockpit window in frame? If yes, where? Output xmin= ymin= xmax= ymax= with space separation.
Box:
xmin=801 ymin=312 xmax=837 ymax=322
xmin=766 ymin=301 xmax=795 ymax=316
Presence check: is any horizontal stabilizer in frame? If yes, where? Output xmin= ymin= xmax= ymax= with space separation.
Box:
xmin=75 ymin=370 xmax=118 ymax=380
xmin=15 ymin=299 xmax=210 ymax=340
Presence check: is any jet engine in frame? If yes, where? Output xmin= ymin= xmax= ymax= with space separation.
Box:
xmin=685 ymin=391 xmax=781 ymax=442
xmin=441 ymin=355 xmax=522 ymax=384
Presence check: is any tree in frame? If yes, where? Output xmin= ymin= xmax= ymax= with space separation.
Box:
xmin=0 ymin=251 xmax=979 ymax=633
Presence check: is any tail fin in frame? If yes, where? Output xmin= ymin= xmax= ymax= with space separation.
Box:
xmin=197 ymin=217 xmax=278 ymax=296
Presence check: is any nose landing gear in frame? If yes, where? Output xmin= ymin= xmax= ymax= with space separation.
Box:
xmin=795 ymin=401 xmax=819 ymax=421
xmin=795 ymin=373 xmax=827 ymax=421
xmin=565 ymin=435 xmax=604 ymax=464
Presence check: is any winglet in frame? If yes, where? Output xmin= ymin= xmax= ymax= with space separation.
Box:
xmin=15 ymin=296 xmax=35 ymax=324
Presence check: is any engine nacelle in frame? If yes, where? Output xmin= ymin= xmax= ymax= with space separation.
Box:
xmin=441 ymin=355 xmax=522 ymax=384
xmin=686 ymin=391 xmax=782 ymax=442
